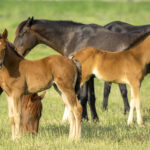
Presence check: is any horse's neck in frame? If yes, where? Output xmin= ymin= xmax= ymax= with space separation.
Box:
xmin=131 ymin=36 xmax=150 ymax=65
xmin=32 ymin=22 xmax=80 ymax=55
xmin=4 ymin=44 xmax=23 ymax=68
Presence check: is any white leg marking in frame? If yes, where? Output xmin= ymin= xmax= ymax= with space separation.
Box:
xmin=127 ymin=98 xmax=134 ymax=125
xmin=62 ymin=106 xmax=69 ymax=122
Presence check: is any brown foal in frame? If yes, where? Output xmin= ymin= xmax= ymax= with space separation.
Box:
xmin=0 ymin=29 xmax=82 ymax=140
xmin=71 ymin=35 xmax=150 ymax=125
xmin=21 ymin=91 xmax=46 ymax=134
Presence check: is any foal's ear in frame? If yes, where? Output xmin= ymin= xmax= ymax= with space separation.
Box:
xmin=26 ymin=16 xmax=34 ymax=27
xmin=2 ymin=29 xmax=8 ymax=39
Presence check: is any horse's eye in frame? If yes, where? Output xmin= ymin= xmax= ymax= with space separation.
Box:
xmin=19 ymin=31 xmax=27 ymax=37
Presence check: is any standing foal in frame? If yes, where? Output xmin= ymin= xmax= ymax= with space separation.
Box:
xmin=71 ymin=34 xmax=150 ymax=125
xmin=0 ymin=29 xmax=82 ymax=140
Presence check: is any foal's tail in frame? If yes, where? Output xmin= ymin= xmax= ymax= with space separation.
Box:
xmin=73 ymin=59 xmax=81 ymax=95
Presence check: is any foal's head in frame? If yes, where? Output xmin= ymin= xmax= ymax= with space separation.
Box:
xmin=0 ymin=29 xmax=7 ymax=69
xmin=21 ymin=91 xmax=46 ymax=135
xmin=14 ymin=17 xmax=37 ymax=56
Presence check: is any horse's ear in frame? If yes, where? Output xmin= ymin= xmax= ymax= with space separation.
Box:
xmin=39 ymin=91 xmax=46 ymax=100
xmin=26 ymin=16 xmax=34 ymax=27
xmin=2 ymin=29 xmax=8 ymax=39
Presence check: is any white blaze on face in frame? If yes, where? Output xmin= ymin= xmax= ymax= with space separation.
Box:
xmin=0 ymin=42 xmax=1 ymax=45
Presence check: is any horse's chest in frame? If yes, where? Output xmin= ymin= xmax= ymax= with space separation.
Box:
xmin=1 ymin=77 xmax=23 ymax=94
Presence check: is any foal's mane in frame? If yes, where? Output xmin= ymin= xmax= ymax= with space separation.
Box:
xmin=124 ymin=31 xmax=150 ymax=50
xmin=0 ymin=34 xmax=22 ymax=58
xmin=23 ymin=94 xmax=42 ymax=114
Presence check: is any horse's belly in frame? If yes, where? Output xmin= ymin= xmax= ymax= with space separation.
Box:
xmin=26 ymin=78 xmax=53 ymax=93
xmin=93 ymin=68 xmax=129 ymax=84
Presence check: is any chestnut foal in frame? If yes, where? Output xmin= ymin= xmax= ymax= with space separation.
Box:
xmin=0 ymin=29 xmax=82 ymax=140
xmin=71 ymin=34 xmax=150 ymax=125
xmin=21 ymin=91 xmax=46 ymax=134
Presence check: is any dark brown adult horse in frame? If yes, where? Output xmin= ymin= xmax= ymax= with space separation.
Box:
xmin=102 ymin=21 xmax=150 ymax=110
xmin=71 ymin=32 xmax=150 ymax=125
xmin=21 ymin=91 xmax=46 ymax=134
xmin=14 ymin=17 xmax=150 ymax=120
xmin=0 ymin=29 xmax=82 ymax=140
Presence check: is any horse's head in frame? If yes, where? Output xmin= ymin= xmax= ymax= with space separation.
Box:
xmin=0 ymin=29 xmax=7 ymax=69
xmin=14 ymin=17 xmax=38 ymax=56
xmin=21 ymin=91 xmax=46 ymax=135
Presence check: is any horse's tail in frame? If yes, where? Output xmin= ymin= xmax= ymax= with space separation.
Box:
xmin=73 ymin=59 xmax=81 ymax=95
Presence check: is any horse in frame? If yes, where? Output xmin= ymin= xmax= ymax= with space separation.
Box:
xmin=21 ymin=91 xmax=46 ymax=134
xmin=104 ymin=21 xmax=150 ymax=33
xmin=71 ymin=32 xmax=150 ymax=125
xmin=14 ymin=18 xmax=150 ymax=121
xmin=0 ymin=29 xmax=82 ymax=140
xmin=102 ymin=21 xmax=150 ymax=110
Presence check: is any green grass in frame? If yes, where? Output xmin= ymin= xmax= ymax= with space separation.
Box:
xmin=1 ymin=0 xmax=150 ymax=150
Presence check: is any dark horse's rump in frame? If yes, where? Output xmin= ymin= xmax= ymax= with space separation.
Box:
xmin=14 ymin=17 xmax=150 ymax=121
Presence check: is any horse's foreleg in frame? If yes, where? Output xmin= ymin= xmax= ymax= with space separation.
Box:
xmin=6 ymin=95 xmax=15 ymax=140
xmin=102 ymin=82 xmax=112 ymax=110
xmin=118 ymin=84 xmax=130 ymax=114
xmin=128 ymin=83 xmax=142 ymax=125
xmin=13 ymin=95 xmax=22 ymax=139
xmin=87 ymin=77 xmax=99 ymax=122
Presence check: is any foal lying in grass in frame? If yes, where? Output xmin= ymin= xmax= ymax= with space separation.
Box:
xmin=0 ymin=29 xmax=82 ymax=140
xmin=71 ymin=34 xmax=150 ymax=125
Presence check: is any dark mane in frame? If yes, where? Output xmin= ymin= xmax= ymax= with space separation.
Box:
xmin=7 ymin=41 xmax=24 ymax=58
xmin=15 ymin=20 xmax=27 ymax=35
xmin=125 ymin=31 xmax=150 ymax=50
xmin=16 ymin=19 xmax=84 ymax=35
xmin=23 ymin=94 xmax=42 ymax=115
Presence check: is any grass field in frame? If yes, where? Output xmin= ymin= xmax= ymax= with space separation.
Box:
xmin=1 ymin=0 xmax=150 ymax=150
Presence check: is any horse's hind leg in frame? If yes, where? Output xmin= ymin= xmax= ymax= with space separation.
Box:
xmin=102 ymin=82 xmax=112 ymax=110
xmin=87 ymin=77 xmax=99 ymax=122
xmin=61 ymin=91 xmax=76 ymax=139
xmin=6 ymin=95 xmax=15 ymax=140
xmin=78 ymin=83 xmax=88 ymax=121
xmin=118 ymin=84 xmax=130 ymax=114
xmin=73 ymin=97 xmax=82 ymax=139
xmin=55 ymin=80 xmax=82 ymax=139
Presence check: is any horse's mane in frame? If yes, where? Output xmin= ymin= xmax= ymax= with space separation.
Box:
xmin=22 ymin=94 xmax=42 ymax=115
xmin=16 ymin=19 xmax=84 ymax=35
xmin=124 ymin=31 xmax=150 ymax=50
xmin=7 ymin=41 xmax=24 ymax=58
xmin=0 ymin=33 xmax=24 ymax=58
xmin=15 ymin=20 xmax=27 ymax=35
